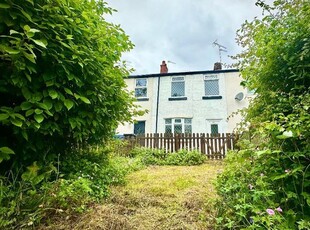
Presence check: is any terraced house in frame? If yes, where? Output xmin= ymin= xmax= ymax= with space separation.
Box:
xmin=117 ymin=61 xmax=253 ymax=135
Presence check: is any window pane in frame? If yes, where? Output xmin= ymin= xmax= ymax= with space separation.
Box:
xmin=134 ymin=121 xmax=145 ymax=135
xmin=135 ymin=88 xmax=147 ymax=97
xmin=171 ymin=82 xmax=185 ymax=97
xmin=172 ymin=77 xmax=184 ymax=81
xmin=211 ymin=124 xmax=219 ymax=134
xmin=136 ymin=78 xmax=147 ymax=87
xmin=165 ymin=119 xmax=172 ymax=124
xmin=174 ymin=124 xmax=182 ymax=134
xmin=184 ymin=125 xmax=192 ymax=133
xmin=205 ymin=80 xmax=219 ymax=95
xmin=165 ymin=125 xmax=172 ymax=133
xmin=184 ymin=118 xmax=191 ymax=124
xmin=174 ymin=119 xmax=181 ymax=123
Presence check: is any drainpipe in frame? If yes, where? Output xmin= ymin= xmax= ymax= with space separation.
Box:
xmin=155 ymin=61 xmax=168 ymax=133
xmin=155 ymin=74 xmax=161 ymax=133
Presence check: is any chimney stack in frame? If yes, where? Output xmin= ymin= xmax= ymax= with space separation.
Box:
xmin=214 ymin=62 xmax=222 ymax=70
xmin=160 ymin=60 xmax=168 ymax=74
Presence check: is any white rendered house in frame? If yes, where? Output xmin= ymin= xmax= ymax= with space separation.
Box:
xmin=117 ymin=61 xmax=251 ymax=135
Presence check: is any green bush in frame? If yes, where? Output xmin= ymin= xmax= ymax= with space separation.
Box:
xmin=0 ymin=0 xmax=139 ymax=170
xmin=166 ymin=149 xmax=205 ymax=166
xmin=130 ymin=147 xmax=206 ymax=166
xmin=0 ymin=145 xmax=142 ymax=229
xmin=214 ymin=0 xmax=310 ymax=229
xmin=215 ymin=146 xmax=309 ymax=229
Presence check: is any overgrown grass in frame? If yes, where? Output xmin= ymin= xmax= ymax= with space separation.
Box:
xmin=0 ymin=142 xmax=209 ymax=229
xmin=39 ymin=162 xmax=223 ymax=229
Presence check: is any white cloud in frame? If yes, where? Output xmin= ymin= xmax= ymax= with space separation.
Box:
xmin=106 ymin=0 xmax=268 ymax=74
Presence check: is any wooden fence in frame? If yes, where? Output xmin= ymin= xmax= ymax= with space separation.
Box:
xmin=124 ymin=133 xmax=237 ymax=159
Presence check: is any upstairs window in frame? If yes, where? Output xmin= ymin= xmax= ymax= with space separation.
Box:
xmin=171 ymin=77 xmax=185 ymax=97
xmin=135 ymin=78 xmax=147 ymax=98
xmin=204 ymin=75 xmax=219 ymax=96
xmin=165 ymin=118 xmax=192 ymax=134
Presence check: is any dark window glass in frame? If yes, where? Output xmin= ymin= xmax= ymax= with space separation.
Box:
xmin=134 ymin=121 xmax=145 ymax=135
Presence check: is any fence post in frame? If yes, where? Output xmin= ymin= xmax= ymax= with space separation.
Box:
xmin=175 ymin=133 xmax=180 ymax=152
xmin=200 ymin=133 xmax=205 ymax=155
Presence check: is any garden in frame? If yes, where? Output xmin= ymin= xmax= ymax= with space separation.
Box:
xmin=0 ymin=0 xmax=309 ymax=229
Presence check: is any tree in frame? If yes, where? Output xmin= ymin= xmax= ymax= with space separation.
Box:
xmin=216 ymin=0 xmax=310 ymax=228
xmin=0 ymin=0 xmax=138 ymax=165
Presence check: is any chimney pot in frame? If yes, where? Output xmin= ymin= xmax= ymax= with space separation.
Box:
xmin=214 ymin=62 xmax=222 ymax=70
xmin=160 ymin=60 xmax=168 ymax=73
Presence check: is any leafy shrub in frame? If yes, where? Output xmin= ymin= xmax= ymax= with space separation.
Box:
xmin=166 ymin=149 xmax=205 ymax=166
xmin=0 ymin=0 xmax=138 ymax=170
xmin=215 ymin=145 xmax=309 ymax=229
xmin=214 ymin=0 xmax=310 ymax=229
xmin=0 ymin=145 xmax=142 ymax=229
xmin=130 ymin=147 xmax=206 ymax=166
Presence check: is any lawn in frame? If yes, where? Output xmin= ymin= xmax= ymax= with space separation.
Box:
xmin=40 ymin=161 xmax=223 ymax=230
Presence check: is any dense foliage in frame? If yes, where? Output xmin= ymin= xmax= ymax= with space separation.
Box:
xmin=0 ymin=144 xmax=143 ymax=228
xmin=0 ymin=0 xmax=142 ymax=228
xmin=216 ymin=0 xmax=310 ymax=229
xmin=0 ymin=0 xmax=138 ymax=167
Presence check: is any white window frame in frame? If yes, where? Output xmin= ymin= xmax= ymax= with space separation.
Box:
xmin=135 ymin=78 xmax=147 ymax=98
xmin=204 ymin=75 xmax=220 ymax=96
xmin=171 ymin=76 xmax=185 ymax=97
xmin=165 ymin=118 xmax=192 ymax=134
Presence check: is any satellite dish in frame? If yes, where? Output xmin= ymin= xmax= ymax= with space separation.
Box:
xmin=235 ymin=92 xmax=244 ymax=101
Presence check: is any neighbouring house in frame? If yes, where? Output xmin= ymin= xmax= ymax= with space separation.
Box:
xmin=117 ymin=61 xmax=253 ymax=135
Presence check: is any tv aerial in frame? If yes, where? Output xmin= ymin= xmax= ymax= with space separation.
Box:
xmin=213 ymin=39 xmax=227 ymax=63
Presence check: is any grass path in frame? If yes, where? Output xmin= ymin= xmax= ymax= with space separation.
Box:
xmin=49 ymin=162 xmax=223 ymax=230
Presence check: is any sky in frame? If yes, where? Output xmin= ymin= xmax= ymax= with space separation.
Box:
xmin=105 ymin=0 xmax=268 ymax=75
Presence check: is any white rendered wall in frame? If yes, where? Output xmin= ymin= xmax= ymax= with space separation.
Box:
xmin=117 ymin=70 xmax=249 ymax=134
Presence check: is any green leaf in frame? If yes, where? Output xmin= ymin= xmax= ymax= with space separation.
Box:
xmin=11 ymin=119 xmax=23 ymax=127
xmin=64 ymin=88 xmax=73 ymax=95
xmin=23 ymin=51 xmax=36 ymax=63
xmin=9 ymin=30 xmax=20 ymax=35
xmin=35 ymin=109 xmax=43 ymax=114
xmin=26 ymin=109 xmax=34 ymax=117
xmin=64 ymin=99 xmax=74 ymax=110
xmin=34 ymin=114 xmax=44 ymax=123
xmin=0 ymin=45 xmax=20 ymax=54
xmin=80 ymin=96 xmax=91 ymax=104
xmin=21 ymin=10 xmax=32 ymax=22
xmin=22 ymin=87 xmax=32 ymax=100
xmin=24 ymin=25 xmax=31 ymax=32
xmin=0 ymin=3 xmax=10 ymax=8
xmin=0 ymin=147 xmax=14 ymax=155
xmin=0 ymin=114 xmax=9 ymax=121
xmin=43 ymin=99 xmax=53 ymax=110
xmin=22 ymin=130 xmax=29 ymax=141
xmin=0 ymin=147 xmax=15 ymax=163
xmin=48 ymin=89 xmax=58 ymax=99
xmin=32 ymin=39 xmax=47 ymax=48
xmin=55 ymin=102 xmax=63 ymax=112
xmin=21 ymin=102 xmax=32 ymax=110
xmin=29 ymin=28 xmax=40 ymax=33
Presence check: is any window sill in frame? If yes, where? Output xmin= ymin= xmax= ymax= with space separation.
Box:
xmin=136 ymin=97 xmax=149 ymax=101
xmin=202 ymin=96 xmax=222 ymax=100
xmin=168 ymin=97 xmax=187 ymax=101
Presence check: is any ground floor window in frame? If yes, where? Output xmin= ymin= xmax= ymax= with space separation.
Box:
xmin=165 ymin=118 xmax=192 ymax=134
xmin=210 ymin=124 xmax=219 ymax=135
xmin=206 ymin=119 xmax=222 ymax=135
xmin=134 ymin=121 xmax=145 ymax=135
